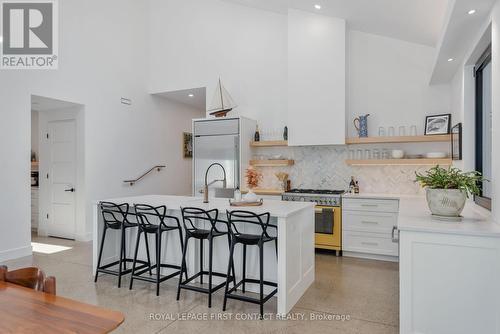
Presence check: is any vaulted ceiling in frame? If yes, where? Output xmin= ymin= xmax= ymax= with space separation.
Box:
xmin=222 ymin=0 xmax=450 ymax=46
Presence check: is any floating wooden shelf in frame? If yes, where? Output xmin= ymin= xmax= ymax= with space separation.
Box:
xmin=249 ymin=159 xmax=294 ymax=167
xmin=346 ymin=158 xmax=452 ymax=166
xmin=250 ymin=140 xmax=288 ymax=147
xmin=242 ymin=188 xmax=283 ymax=195
xmin=345 ymin=135 xmax=451 ymax=145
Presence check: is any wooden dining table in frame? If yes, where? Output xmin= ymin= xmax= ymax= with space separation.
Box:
xmin=0 ymin=281 xmax=124 ymax=333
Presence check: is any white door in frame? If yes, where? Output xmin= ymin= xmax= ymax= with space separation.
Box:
xmin=47 ymin=119 xmax=76 ymax=239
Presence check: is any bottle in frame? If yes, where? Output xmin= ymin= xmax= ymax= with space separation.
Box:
xmin=283 ymin=126 xmax=288 ymax=141
xmin=349 ymin=176 xmax=356 ymax=194
xmin=254 ymin=125 xmax=260 ymax=142
xmin=354 ymin=181 xmax=360 ymax=194
xmin=234 ymin=187 xmax=242 ymax=201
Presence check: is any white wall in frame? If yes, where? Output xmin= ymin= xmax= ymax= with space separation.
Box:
xmin=450 ymin=66 xmax=476 ymax=172
xmin=348 ymin=31 xmax=451 ymax=138
xmin=148 ymin=0 xmax=288 ymax=132
xmin=149 ymin=1 xmax=451 ymax=141
xmin=287 ymin=9 xmax=346 ymax=146
xmin=0 ymin=0 xmax=203 ymax=262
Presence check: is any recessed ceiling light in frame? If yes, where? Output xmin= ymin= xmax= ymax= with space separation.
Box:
xmin=188 ymin=94 xmax=194 ymax=97
xmin=314 ymin=4 xmax=321 ymax=10
xmin=448 ymin=58 xmax=454 ymax=62
xmin=468 ymin=9 xmax=476 ymax=15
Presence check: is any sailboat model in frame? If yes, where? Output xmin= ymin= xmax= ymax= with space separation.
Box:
xmin=208 ymin=78 xmax=237 ymax=117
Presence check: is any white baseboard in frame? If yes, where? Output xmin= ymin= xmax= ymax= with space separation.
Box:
xmin=0 ymin=245 xmax=33 ymax=263
xmin=75 ymin=232 xmax=92 ymax=242
xmin=343 ymin=251 xmax=399 ymax=263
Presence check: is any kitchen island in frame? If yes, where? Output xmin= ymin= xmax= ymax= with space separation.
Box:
xmin=92 ymin=195 xmax=315 ymax=314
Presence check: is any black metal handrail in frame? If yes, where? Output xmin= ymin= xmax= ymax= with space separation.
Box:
xmin=124 ymin=165 xmax=166 ymax=186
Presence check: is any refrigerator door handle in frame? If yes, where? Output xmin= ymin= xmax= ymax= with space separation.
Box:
xmin=234 ymin=135 xmax=240 ymax=189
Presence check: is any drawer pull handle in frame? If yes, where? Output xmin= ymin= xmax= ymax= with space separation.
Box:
xmin=391 ymin=226 xmax=399 ymax=243
xmin=361 ymin=242 xmax=378 ymax=246
xmin=361 ymin=204 xmax=378 ymax=207
xmin=361 ymin=221 xmax=378 ymax=224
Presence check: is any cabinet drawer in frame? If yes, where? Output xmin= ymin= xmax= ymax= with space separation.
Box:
xmin=343 ymin=231 xmax=398 ymax=256
xmin=343 ymin=198 xmax=399 ymax=213
xmin=343 ymin=211 xmax=397 ymax=233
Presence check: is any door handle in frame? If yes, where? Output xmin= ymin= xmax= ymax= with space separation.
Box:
xmin=391 ymin=226 xmax=399 ymax=243
xmin=65 ymin=188 xmax=75 ymax=193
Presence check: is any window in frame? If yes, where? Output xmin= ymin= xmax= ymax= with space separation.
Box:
xmin=475 ymin=46 xmax=492 ymax=210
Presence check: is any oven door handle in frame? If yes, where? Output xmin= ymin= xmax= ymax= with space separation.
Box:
xmin=315 ymin=207 xmax=335 ymax=213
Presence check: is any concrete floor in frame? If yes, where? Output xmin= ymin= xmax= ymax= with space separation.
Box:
xmin=1 ymin=236 xmax=399 ymax=333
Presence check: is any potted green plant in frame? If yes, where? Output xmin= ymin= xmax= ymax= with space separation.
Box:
xmin=415 ymin=166 xmax=484 ymax=218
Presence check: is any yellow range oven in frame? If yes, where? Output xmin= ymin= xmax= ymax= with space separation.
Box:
xmin=282 ymin=189 xmax=343 ymax=256
xmin=314 ymin=205 xmax=341 ymax=252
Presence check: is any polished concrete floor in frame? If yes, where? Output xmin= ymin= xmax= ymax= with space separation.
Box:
xmin=1 ymin=236 xmax=399 ymax=333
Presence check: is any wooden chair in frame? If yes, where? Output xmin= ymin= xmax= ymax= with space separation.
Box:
xmin=0 ymin=266 xmax=56 ymax=295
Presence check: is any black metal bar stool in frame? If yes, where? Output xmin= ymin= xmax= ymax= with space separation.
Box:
xmin=176 ymin=207 xmax=236 ymax=308
xmin=222 ymin=210 xmax=278 ymax=319
xmin=94 ymin=202 xmax=151 ymax=288
xmin=129 ymin=204 xmax=186 ymax=296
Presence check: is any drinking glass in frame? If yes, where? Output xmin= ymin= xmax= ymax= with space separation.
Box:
xmin=410 ymin=125 xmax=417 ymax=136
xmin=373 ymin=149 xmax=381 ymax=159
xmin=382 ymin=149 xmax=390 ymax=159
xmin=399 ymin=126 xmax=406 ymax=136
xmin=348 ymin=149 xmax=355 ymax=160
xmin=378 ymin=127 xmax=386 ymax=137
xmin=356 ymin=149 xmax=363 ymax=160
xmin=388 ymin=127 xmax=395 ymax=136
xmin=364 ymin=149 xmax=372 ymax=159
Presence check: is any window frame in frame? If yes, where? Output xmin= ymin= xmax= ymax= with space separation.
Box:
xmin=474 ymin=45 xmax=492 ymax=210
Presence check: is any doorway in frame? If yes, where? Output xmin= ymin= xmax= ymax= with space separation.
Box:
xmin=31 ymin=95 xmax=85 ymax=240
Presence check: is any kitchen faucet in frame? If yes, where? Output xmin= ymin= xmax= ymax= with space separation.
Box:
xmin=204 ymin=163 xmax=227 ymax=203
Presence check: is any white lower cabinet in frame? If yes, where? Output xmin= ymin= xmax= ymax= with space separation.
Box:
xmin=400 ymin=230 xmax=500 ymax=334
xmin=342 ymin=197 xmax=399 ymax=261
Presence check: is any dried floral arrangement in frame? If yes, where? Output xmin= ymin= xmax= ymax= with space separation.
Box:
xmin=245 ymin=166 xmax=262 ymax=189
xmin=275 ymin=172 xmax=289 ymax=182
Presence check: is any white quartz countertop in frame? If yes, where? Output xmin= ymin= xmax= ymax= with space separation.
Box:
xmin=95 ymin=195 xmax=314 ymax=218
xmin=344 ymin=192 xmax=500 ymax=237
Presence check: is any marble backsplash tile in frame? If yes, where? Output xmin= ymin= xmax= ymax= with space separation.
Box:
xmin=253 ymin=146 xmax=428 ymax=195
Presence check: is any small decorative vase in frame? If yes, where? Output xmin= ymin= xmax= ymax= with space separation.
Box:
xmin=426 ymin=189 xmax=467 ymax=218
xmin=354 ymin=114 xmax=370 ymax=138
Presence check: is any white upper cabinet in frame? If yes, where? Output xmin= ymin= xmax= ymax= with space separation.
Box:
xmin=287 ymin=9 xmax=346 ymax=146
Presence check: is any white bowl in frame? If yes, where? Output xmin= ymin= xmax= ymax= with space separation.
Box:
xmin=426 ymin=152 xmax=447 ymax=159
xmin=391 ymin=150 xmax=405 ymax=159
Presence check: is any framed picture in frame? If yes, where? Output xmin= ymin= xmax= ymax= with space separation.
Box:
xmin=183 ymin=132 xmax=193 ymax=158
xmin=424 ymin=114 xmax=451 ymax=135
xmin=451 ymin=123 xmax=462 ymax=160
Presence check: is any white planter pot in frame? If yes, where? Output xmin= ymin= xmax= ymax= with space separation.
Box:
xmin=426 ymin=189 xmax=467 ymax=217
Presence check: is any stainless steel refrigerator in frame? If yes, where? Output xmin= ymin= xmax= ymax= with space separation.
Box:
xmin=192 ymin=117 xmax=256 ymax=198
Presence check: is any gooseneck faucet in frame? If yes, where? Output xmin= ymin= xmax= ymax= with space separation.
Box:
xmin=204 ymin=163 xmax=227 ymax=203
